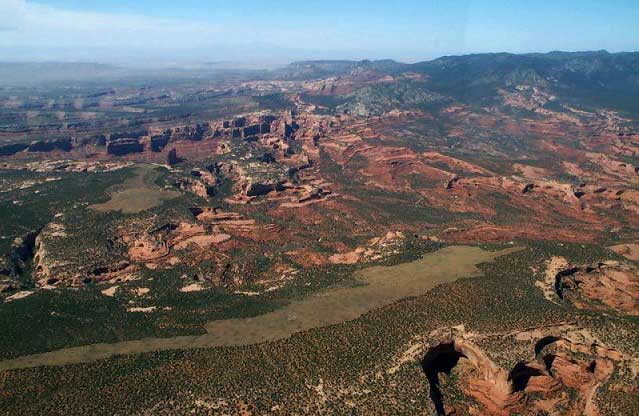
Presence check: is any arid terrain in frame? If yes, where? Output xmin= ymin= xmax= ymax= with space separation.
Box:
xmin=1 ymin=52 xmax=638 ymax=415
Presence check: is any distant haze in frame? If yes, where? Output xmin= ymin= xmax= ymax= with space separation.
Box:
xmin=1 ymin=0 xmax=638 ymax=66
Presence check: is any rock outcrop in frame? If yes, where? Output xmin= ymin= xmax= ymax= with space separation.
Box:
xmin=555 ymin=261 xmax=639 ymax=316
xmin=172 ymin=168 xmax=218 ymax=199
xmin=106 ymin=138 xmax=144 ymax=156
xmin=211 ymin=114 xmax=292 ymax=143
xmin=423 ymin=334 xmax=617 ymax=416
xmin=167 ymin=148 xmax=179 ymax=166
xmin=329 ymin=231 xmax=405 ymax=264
xmin=109 ymin=130 xmax=148 ymax=141
xmin=0 ymin=143 xmax=28 ymax=156
xmin=151 ymin=133 xmax=171 ymax=152
xmin=27 ymin=138 xmax=72 ymax=152
xmin=0 ymin=230 xmax=39 ymax=294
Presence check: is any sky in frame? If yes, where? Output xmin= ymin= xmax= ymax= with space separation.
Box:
xmin=1 ymin=0 xmax=638 ymax=65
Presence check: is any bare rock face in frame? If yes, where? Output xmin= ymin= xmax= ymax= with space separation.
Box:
xmin=241 ymin=124 xmax=261 ymax=138
xmin=422 ymin=334 xmax=617 ymax=416
xmin=608 ymin=243 xmax=639 ymax=260
xmin=25 ymin=218 xmax=142 ymax=288
xmin=271 ymin=119 xmax=296 ymax=138
xmin=86 ymin=134 xmax=107 ymax=146
xmin=151 ymin=133 xmax=171 ymax=152
xmin=172 ymin=168 xmax=218 ymax=199
xmin=8 ymin=231 xmax=38 ymax=276
xmin=328 ymin=231 xmax=404 ymax=264
xmin=168 ymin=124 xmax=208 ymax=141
xmin=106 ymin=138 xmax=144 ymax=156
xmin=117 ymin=215 xmax=244 ymax=279
xmin=0 ymin=143 xmax=28 ymax=156
xmin=27 ymin=138 xmax=72 ymax=152
xmin=232 ymin=117 xmax=246 ymax=128
xmin=245 ymin=182 xmax=281 ymax=197
xmin=555 ymin=261 xmax=639 ymax=316
xmin=33 ymin=234 xmax=53 ymax=285
xmin=128 ymin=235 xmax=170 ymax=262
xmin=167 ymin=148 xmax=179 ymax=166
xmin=109 ymin=130 xmax=148 ymax=141
xmin=0 ymin=230 xmax=39 ymax=296
xmin=210 ymin=113 xmax=297 ymax=143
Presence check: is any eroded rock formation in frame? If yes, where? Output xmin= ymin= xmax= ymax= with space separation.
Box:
xmin=422 ymin=333 xmax=619 ymax=416
xmin=27 ymin=138 xmax=72 ymax=153
xmin=555 ymin=261 xmax=639 ymax=316
xmin=106 ymin=138 xmax=144 ymax=156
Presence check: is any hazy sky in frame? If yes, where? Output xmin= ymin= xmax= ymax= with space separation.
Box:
xmin=1 ymin=0 xmax=638 ymax=64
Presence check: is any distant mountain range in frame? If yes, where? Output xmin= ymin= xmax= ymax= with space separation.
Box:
xmin=2 ymin=51 xmax=638 ymax=114
xmin=283 ymin=51 xmax=639 ymax=114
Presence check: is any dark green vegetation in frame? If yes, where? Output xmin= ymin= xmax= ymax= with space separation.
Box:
xmin=294 ymin=51 xmax=639 ymax=118
xmin=1 ymin=242 xmax=636 ymax=415
xmin=0 ymin=167 xmax=130 ymax=260
xmin=0 ymin=231 xmax=441 ymax=362
xmin=0 ymin=160 xmax=452 ymax=361
xmin=0 ymin=245 xmax=511 ymax=370
xmin=3 ymin=51 xmax=638 ymax=146
xmin=1 ymin=51 xmax=639 ymax=415
xmin=336 ymin=78 xmax=450 ymax=116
